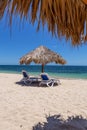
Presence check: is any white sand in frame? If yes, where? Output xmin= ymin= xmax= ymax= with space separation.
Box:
xmin=0 ymin=73 xmax=87 ymax=130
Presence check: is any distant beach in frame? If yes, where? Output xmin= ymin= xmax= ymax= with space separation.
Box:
xmin=0 ymin=65 xmax=87 ymax=79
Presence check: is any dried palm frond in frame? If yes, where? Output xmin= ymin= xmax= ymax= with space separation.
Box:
xmin=82 ymin=0 xmax=87 ymax=4
xmin=0 ymin=0 xmax=87 ymax=45
xmin=0 ymin=0 xmax=8 ymax=19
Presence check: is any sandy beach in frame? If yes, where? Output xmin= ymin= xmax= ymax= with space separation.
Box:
xmin=0 ymin=73 xmax=87 ymax=130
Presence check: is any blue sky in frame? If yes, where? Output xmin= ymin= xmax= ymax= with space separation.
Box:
xmin=0 ymin=16 xmax=87 ymax=65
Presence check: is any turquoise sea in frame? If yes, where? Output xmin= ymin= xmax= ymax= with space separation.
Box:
xmin=0 ymin=65 xmax=87 ymax=79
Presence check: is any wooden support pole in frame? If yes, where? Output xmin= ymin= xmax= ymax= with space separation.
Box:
xmin=42 ymin=64 xmax=44 ymax=73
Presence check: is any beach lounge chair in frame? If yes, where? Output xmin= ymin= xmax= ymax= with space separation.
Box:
xmin=21 ymin=70 xmax=39 ymax=85
xmin=39 ymin=73 xmax=60 ymax=87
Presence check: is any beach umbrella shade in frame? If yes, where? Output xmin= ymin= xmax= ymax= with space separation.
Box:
xmin=20 ymin=46 xmax=66 ymax=73
xmin=0 ymin=0 xmax=87 ymax=45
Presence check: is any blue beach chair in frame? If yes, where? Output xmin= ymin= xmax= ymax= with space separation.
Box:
xmin=39 ymin=73 xmax=60 ymax=87
xmin=21 ymin=70 xmax=39 ymax=85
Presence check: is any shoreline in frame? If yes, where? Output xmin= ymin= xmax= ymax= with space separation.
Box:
xmin=0 ymin=72 xmax=87 ymax=80
xmin=0 ymin=65 xmax=87 ymax=80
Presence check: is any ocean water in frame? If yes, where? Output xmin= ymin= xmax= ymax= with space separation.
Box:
xmin=0 ymin=65 xmax=87 ymax=79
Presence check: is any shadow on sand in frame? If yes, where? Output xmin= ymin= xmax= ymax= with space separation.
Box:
xmin=15 ymin=81 xmax=58 ymax=87
xmin=33 ymin=114 xmax=87 ymax=130
xmin=15 ymin=81 xmax=41 ymax=87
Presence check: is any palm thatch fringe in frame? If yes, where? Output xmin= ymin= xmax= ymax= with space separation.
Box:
xmin=0 ymin=0 xmax=87 ymax=45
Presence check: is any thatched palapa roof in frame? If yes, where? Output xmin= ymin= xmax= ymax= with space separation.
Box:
xmin=0 ymin=0 xmax=87 ymax=45
xmin=20 ymin=46 xmax=66 ymax=72
xmin=20 ymin=46 xmax=66 ymax=65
